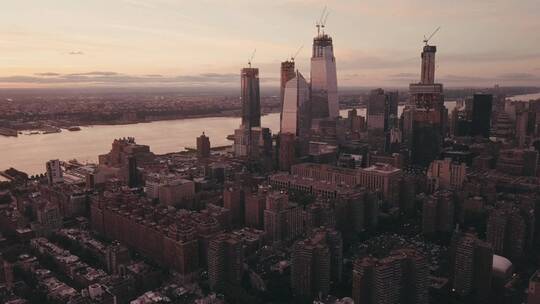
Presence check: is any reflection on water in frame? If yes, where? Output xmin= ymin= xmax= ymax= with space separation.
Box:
xmin=0 ymin=102 xmax=456 ymax=175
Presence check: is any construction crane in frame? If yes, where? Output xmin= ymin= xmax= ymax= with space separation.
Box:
xmin=316 ymin=6 xmax=328 ymax=35
xmin=320 ymin=11 xmax=330 ymax=34
xmin=248 ymin=49 xmax=256 ymax=68
xmin=291 ymin=45 xmax=303 ymax=62
xmin=423 ymin=26 xmax=441 ymax=46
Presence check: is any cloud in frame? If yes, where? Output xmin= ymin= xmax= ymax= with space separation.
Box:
xmin=67 ymin=71 xmax=119 ymax=76
xmin=69 ymin=51 xmax=84 ymax=55
xmin=0 ymin=71 xmax=242 ymax=86
xmin=34 ymin=72 xmax=61 ymax=77
xmin=496 ymin=73 xmax=536 ymax=80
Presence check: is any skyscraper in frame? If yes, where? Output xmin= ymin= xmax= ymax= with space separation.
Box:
xmin=280 ymin=60 xmax=296 ymax=119
xmin=241 ymin=67 xmax=261 ymax=129
xmin=367 ymin=88 xmax=387 ymax=131
xmin=310 ymin=29 xmax=338 ymax=120
xmin=196 ymin=132 xmax=211 ymax=158
xmin=471 ymin=93 xmax=493 ymax=138
xmin=280 ymin=71 xmax=311 ymax=139
xmin=367 ymin=88 xmax=399 ymax=152
xmin=409 ymin=42 xmax=446 ymax=167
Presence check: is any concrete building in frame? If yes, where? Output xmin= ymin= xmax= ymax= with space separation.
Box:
xmin=196 ymin=132 xmax=211 ymax=158
xmin=263 ymin=191 xmax=303 ymax=244
xmin=223 ymin=185 xmax=245 ymax=227
xmin=496 ymin=149 xmax=538 ymax=177
xmin=408 ymin=42 xmax=446 ymax=167
xmin=291 ymin=227 xmax=342 ymax=300
xmin=208 ymin=233 xmax=244 ymax=291
xmin=427 ymin=158 xmax=467 ymax=191
xmin=528 ymin=270 xmax=540 ymax=304
xmin=287 ymin=163 xmax=401 ymax=205
xmin=352 ymin=248 xmax=429 ymax=304
xmin=244 ymin=191 xmax=266 ymax=229
xmin=421 ymin=190 xmax=455 ymax=235
xmin=450 ymin=231 xmax=493 ymax=300
xmin=157 ymin=178 xmax=195 ymax=207
xmin=278 ymin=132 xmax=297 ymax=172
xmin=46 ymin=159 xmax=64 ymax=185
xmin=487 ymin=206 xmax=532 ymax=260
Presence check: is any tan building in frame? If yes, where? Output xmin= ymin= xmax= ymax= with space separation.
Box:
xmin=289 ymin=163 xmax=401 ymax=205
xmin=427 ymin=158 xmax=466 ymax=191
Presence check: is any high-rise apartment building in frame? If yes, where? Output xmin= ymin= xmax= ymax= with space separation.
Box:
xmin=208 ymin=233 xmax=244 ymax=291
xmin=278 ymin=132 xmax=297 ymax=171
xmin=196 ymin=132 xmax=211 ymax=158
xmin=46 ymin=159 xmax=64 ymax=185
xmin=291 ymin=227 xmax=342 ymax=300
xmin=487 ymin=206 xmax=532 ymax=260
xmin=421 ymin=190 xmax=455 ymax=235
xmin=223 ymin=185 xmax=245 ymax=227
xmin=244 ymin=191 xmax=266 ymax=229
xmin=263 ymin=191 xmax=303 ymax=244
xmin=450 ymin=231 xmax=493 ymax=299
xmin=352 ymin=248 xmax=429 ymax=304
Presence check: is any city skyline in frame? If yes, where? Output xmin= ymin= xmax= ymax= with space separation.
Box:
xmin=1 ymin=0 xmax=540 ymax=89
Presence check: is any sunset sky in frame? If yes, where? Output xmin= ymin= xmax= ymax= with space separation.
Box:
xmin=1 ymin=0 xmax=539 ymax=88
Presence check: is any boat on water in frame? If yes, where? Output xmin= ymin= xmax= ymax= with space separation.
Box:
xmin=226 ymin=134 xmax=235 ymax=141
xmin=42 ymin=126 xmax=62 ymax=134
xmin=28 ymin=131 xmax=40 ymax=135
xmin=67 ymin=126 xmax=82 ymax=131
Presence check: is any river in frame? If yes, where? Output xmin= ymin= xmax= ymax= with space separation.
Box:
xmin=508 ymin=92 xmax=540 ymax=102
xmin=1 ymin=102 xmax=462 ymax=175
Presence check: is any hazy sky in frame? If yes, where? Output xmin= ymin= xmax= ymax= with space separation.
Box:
xmin=1 ymin=0 xmax=539 ymax=88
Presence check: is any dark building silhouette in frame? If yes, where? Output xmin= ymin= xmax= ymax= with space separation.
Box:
xmin=471 ymin=93 xmax=493 ymax=138
xmin=291 ymin=227 xmax=342 ymax=301
xmin=241 ymin=67 xmax=261 ymax=129
xmin=208 ymin=233 xmax=244 ymax=291
xmin=450 ymin=231 xmax=493 ymax=301
xmin=196 ymin=132 xmax=211 ymax=158
xmin=352 ymin=248 xmax=429 ymax=304
xmin=408 ymin=43 xmax=446 ymax=167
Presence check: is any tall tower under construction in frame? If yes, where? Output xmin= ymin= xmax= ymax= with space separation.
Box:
xmin=407 ymin=29 xmax=446 ymax=167
xmin=310 ymin=24 xmax=338 ymax=119
xmin=241 ymin=67 xmax=261 ymax=129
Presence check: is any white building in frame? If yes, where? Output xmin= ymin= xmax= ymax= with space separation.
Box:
xmin=310 ymin=32 xmax=338 ymax=119
xmin=280 ymin=71 xmax=310 ymax=138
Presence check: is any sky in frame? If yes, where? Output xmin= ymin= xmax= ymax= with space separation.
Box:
xmin=1 ymin=0 xmax=540 ymax=89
